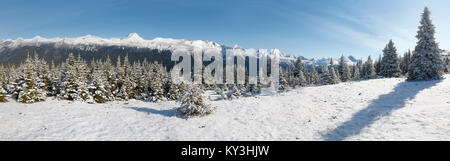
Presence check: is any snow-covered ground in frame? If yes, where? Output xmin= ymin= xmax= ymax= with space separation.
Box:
xmin=1 ymin=75 xmax=450 ymax=141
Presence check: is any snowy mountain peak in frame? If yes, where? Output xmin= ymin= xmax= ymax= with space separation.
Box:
xmin=272 ymin=48 xmax=282 ymax=55
xmin=123 ymin=32 xmax=144 ymax=41
xmin=32 ymin=35 xmax=44 ymax=40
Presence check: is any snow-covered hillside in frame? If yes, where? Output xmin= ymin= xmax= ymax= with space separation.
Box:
xmin=1 ymin=75 xmax=449 ymax=141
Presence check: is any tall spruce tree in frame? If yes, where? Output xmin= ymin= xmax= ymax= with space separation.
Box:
xmin=380 ymin=40 xmax=401 ymax=78
xmin=16 ymin=54 xmax=46 ymax=103
xmin=309 ymin=63 xmax=319 ymax=85
xmin=147 ymin=61 xmax=166 ymax=102
xmin=375 ymin=55 xmax=382 ymax=75
xmin=279 ymin=69 xmax=289 ymax=91
xmin=88 ymin=60 xmax=112 ymax=103
xmin=401 ymin=50 xmax=412 ymax=75
xmin=294 ymin=57 xmax=303 ymax=78
xmin=296 ymin=69 xmax=308 ymax=87
xmin=363 ymin=56 xmax=377 ymax=79
xmin=352 ymin=65 xmax=360 ymax=81
xmin=319 ymin=65 xmax=338 ymax=85
xmin=132 ymin=61 xmax=146 ymax=100
xmin=302 ymin=64 xmax=310 ymax=84
xmin=0 ymin=67 xmax=7 ymax=102
xmin=60 ymin=53 xmax=91 ymax=101
xmin=329 ymin=66 xmax=340 ymax=84
xmin=76 ymin=54 xmax=91 ymax=102
xmin=338 ymin=56 xmax=352 ymax=82
xmin=408 ymin=7 xmax=444 ymax=81
xmin=48 ymin=61 xmax=61 ymax=96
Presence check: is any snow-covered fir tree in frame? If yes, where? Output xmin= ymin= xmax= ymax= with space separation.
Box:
xmin=103 ymin=55 xmax=116 ymax=100
xmin=294 ymin=57 xmax=303 ymax=78
xmin=88 ymin=59 xmax=96 ymax=83
xmin=408 ymin=7 xmax=444 ymax=81
xmin=115 ymin=55 xmax=134 ymax=100
xmin=247 ymin=83 xmax=260 ymax=96
xmin=352 ymin=65 xmax=360 ymax=81
xmin=48 ymin=61 xmax=61 ymax=96
xmin=0 ymin=65 xmax=7 ymax=91
xmin=319 ymin=65 xmax=338 ymax=85
xmin=202 ymin=65 xmax=217 ymax=89
xmin=401 ymin=50 xmax=412 ymax=75
xmin=147 ymin=61 xmax=167 ymax=102
xmin=230 ymin=84 xmax=241 ymax=99
xmin=279 ymin=69 xmax=289 ymax=91
xmin=302 ymin=64 xmax=310 ymax=84
xmin=284 ymin=67 xmax=294 ymax=88
xmin=88 ymin=60 xmax=112 ymax=103
xmin=177 ymin=85 xmax=215 ymax=117
xmin=329 ymin=66 xmax=340 ymax=84
xmin=293 ymin=58 xmax=308 ymax=87
xmin=0 ymin=67 xmax=7 ymax=102
xmin=356 ymin=60 xmax=363 ymax=80
xmin=33 ymin=53 xmax=52 ymax=96
xmin=131 ymin=61 xmax=146 ymax=100
xmin=362 ymin=56 xmax=377 ymax=79
xmin=338 ymin=56 xmax=352 ymax=82
xmin=309 ymin=63 xmax=319 ymax=85
xmin=7 ymin=65 xmax=19 ymax=95
xmin=167 ymin=65 xmax=187 ymax=101
xmin=375 ymin=55 xmax=382 ymax=75
xmin=59 ymin=53 xmax=91 ymax=101
xmin=167 ymin=81 xmax=179 ymax=101
xmin=124 ymin=55 xmax=135 ymax=100
xmin=77 ymin=54 xmax=92 ymax=102
xmin=296 ymin=69 xmax=308 ymax=87
xmin=214 ymin=86 xmax=227 ymax=100
xmin=379 ymin=40 xmax=401 ymax=78
xmin=16 ymin=54 xmax=46 ymax=103
xmin=329 ymin=58 xmax=340 ymax=80
xmin=114 ymin=55 xmax=124 ymax=99
xmin=167 ymin=80 xmax=187 ymax=101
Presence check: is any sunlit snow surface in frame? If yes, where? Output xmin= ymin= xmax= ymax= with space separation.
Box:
xmin=1 ymin=75 xmax=450 ymax=141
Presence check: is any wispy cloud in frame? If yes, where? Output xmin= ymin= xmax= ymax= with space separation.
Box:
xmin=317 ymin=10 xmax=416 ymax=53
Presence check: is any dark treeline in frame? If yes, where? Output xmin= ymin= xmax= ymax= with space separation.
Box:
xmin=0 ymin=45 xmax=174 ymax=68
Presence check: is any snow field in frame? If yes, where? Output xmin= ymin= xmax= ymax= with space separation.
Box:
xmin=1 ymin=75 xmax=450 ymax=140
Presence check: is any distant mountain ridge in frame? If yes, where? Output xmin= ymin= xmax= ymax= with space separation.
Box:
xmin=0 ymin=33 xmax=361 ymax=67
xmin=6 ymin=33 xmax=447 ymax=68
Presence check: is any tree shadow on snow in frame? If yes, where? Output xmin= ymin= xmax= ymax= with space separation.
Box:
xmin=321 ymin=79 xmax=442 ymax=141
xmin=127 ymin=107 xmax=178 ymax=118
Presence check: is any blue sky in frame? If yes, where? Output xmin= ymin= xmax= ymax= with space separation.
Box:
xmin=0 ymin=0 xmax=448 ymax=59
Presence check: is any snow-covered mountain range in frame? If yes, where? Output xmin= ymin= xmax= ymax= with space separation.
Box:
xmin=0 ymin=33 xmax=360 ymax=66
xmin=0 ymin=33 xmax=223 ymax=52
xmin=282 ymin=55 xmax=358 ymax=67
